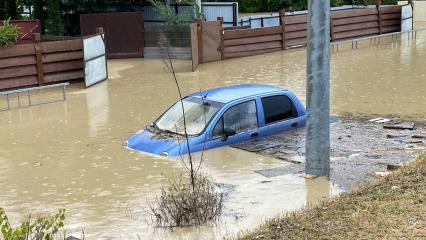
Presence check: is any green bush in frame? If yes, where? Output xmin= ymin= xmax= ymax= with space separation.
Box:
xmin=149 ymin=174 xmax=223 ymax=227
xmin=0 ymin=18 xmax=19 ymax=47
xmin=150 ymin=0 xmax=205 ymax=25
xmin=0 ymin=208 xmax=65 ymax=240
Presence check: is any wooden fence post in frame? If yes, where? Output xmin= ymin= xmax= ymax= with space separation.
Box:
xmin=330 ymin=14 xmax=335 ymax=42
xmin=196 ymin=18 xmax=203 ymax=63
xmin=377 ymin=4 xmax=383 ymax=34
xmin=279 ymin=9 xmax=286 ymax=49
xmin=33 ymin=33 xmax=44 ymax=86
xmin=217 ymin=17 xmax=225 ymax=60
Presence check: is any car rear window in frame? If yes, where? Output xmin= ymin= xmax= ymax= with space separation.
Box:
xmin=261 ymin=95 xmax=298 ymax=124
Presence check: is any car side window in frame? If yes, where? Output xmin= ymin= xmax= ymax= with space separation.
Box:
xmin=261 ymin=95 xmax=298 ymax=124
xmin=212 ymin=118 xmax=224 ymax=138
xmin=223 ymin=100 xmax=258 ymax=134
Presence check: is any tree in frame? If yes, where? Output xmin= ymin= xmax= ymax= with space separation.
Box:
xmin=46 ymin=0 xmax=64 ymax=35
xmin=33 ymin=0 xmax=44 ymax=33
xmin=0 ymin=0 xmax=5 ymax=20
xmin=4 ymin=0 xmax=16 ymax=19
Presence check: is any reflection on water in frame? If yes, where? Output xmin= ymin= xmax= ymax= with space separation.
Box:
xmin=0 ymin=29 xmax=425 ymax=239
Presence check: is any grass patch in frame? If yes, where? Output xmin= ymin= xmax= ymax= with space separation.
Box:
xmin=235 ymin=153 xmax=426 ymax=240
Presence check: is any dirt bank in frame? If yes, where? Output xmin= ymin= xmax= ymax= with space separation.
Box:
xmin=232 ymin=117 xmax=426 ymax=190
xmin=234 ymin=153 xmax=426 ymax=240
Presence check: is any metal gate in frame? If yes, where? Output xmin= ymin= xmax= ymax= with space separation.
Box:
xmin=190 ymin=20 xmax=222 ymax=71
xmin=83 ymin=33 xmax=108 ymax=88
xmin=401 ymin=4 xmax=413 ymax=32
xmin=201 ymin=21 xmax=222 ymax=63
xmin=80 ymin=12 xmax=144 ymax=59
xmin=190 ymin=23 xmax=199 ymax=71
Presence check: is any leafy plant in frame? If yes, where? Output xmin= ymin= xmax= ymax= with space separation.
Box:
xmin=0 ymin=208 xmax=65 ymax=240
xmin=149 ymin=174 xmax=223 ymax=227
xmin=149 ymin=0 xmax=204 ymax=25
xmin=0 ymin=18 xmax=19 ymax=47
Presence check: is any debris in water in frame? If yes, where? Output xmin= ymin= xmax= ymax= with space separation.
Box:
xmin=412 ymin=135 xmax=426 ymax=139
xmin=386 ymin=134 xmax=407 ymax=139
xmin=375 ymin=171 xmax=391 ymax=177
xmin=387 ymin=164 xmax=402 ymax=171
xmin=369 ymin=118 xmax=391 ymax=123
xmin=304 ymin=174 xmax=318 ymax=179
xmin=383 ymin=122 xmax=415 ymax=130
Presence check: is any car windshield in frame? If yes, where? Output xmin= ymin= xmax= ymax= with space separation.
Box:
xmin=155 ymin=97 xmax=224 ymax=135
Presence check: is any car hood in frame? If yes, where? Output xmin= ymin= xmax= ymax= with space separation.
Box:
xmin=126 ymin=129 xmax=185 ymax=156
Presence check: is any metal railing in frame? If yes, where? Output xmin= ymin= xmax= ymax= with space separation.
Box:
xmin=331 ymin=28 xmax=425 ymax=51
xmin=0 ymin=83 xmax=69 ymax=112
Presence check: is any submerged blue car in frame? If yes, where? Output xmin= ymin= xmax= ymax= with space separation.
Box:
xmin=125 ymin=84 xmax=306 ymax=156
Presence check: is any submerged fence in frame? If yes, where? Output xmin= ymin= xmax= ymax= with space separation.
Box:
xmin=0 ymin=32 xmax=106 ymax=91
xmin=191 ymin=4 xmax=410 ymax=70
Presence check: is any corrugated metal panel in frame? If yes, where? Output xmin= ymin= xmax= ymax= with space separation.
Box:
xmin=238 ymin=5 xmax=385 ymax=28
xmin=143 ymin=2 xmax=238 ymax=26
xmin=202 ymin=3 xmax=237 ymax=24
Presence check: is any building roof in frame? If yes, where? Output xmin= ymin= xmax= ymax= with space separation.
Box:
xmin=189 ymin=84 xmax=286 ymax=103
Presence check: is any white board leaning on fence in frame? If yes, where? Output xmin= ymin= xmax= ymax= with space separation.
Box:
xmin=401 ymin=4 xmax=413 ymax=32
xmin=83 ymin=34 xmax=108 ymax=88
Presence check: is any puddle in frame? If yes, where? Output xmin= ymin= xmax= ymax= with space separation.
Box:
xmin=0 ymin=28 xmax=426 ymax=239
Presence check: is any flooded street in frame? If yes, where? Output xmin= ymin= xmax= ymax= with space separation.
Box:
xmin=1 ymin=30 xmax=426 ymax=239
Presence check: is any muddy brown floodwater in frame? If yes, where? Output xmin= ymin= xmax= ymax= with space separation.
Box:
xmin=1 ymin=30 xmax=426 ymax=239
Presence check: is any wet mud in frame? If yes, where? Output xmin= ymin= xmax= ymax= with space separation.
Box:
xmin=233 ymin=117 xmax=426 ymax=190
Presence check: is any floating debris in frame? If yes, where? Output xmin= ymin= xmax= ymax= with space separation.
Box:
xmin=412 ymin=135 xmax=426 ymax=139
xmin=369 ymin=118 xmax=391 ymax=123
xmin=383 ymin=122 xmax=415 ymax=130
xmin=387 ymin=164 xmax=402 ymax=171
xmin=386 ymin=134 xmax=407 ymax=139
xmin=303 ymin=174 xmax=318 ymax=179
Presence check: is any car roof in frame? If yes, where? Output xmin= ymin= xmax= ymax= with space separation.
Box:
xmin=189 ymin=84 xmax=287 ymax=103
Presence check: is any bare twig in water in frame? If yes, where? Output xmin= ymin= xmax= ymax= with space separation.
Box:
xmin=146 ymin=34 xmax=223 ymax=228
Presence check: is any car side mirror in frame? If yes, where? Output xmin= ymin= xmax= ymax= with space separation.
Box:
xmin=223 ymin=128 xmax=236 ymax=141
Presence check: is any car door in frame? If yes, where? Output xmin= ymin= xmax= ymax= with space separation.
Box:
xmin=257 ymin=94 xmax=302 ymax=137
xmin=207 ymin=99 xmax=259 ymax=149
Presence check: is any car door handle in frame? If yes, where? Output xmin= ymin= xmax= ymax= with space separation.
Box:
xmin=251 ymin=132 xmax=259 ymax=138
xmin=291 ymin=122 xmax=298 ymax=127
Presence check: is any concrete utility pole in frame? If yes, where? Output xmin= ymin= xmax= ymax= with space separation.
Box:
xmin=305 ymin=0 xmax=331 ymax=177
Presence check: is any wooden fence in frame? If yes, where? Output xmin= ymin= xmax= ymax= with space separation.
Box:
xmin=0 ymin=35 xmax=84 ymax=90
xmin=331 ymin=6 xmax=401 ymax=41
xmin=192 ymin=5 xmax=406 ymax=66
xmin=223 ymin=26 xmax=284 ymax=59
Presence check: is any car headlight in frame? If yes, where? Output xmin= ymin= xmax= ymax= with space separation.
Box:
xmin=159 ymin=152 xmax=169 ymax=157
xmin=123 ymin=140 xmax=129 ymax=147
